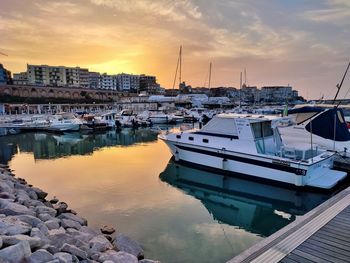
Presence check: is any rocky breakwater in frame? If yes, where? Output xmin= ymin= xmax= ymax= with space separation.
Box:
xmin=0 ymin=165 xmax=159 ymax=263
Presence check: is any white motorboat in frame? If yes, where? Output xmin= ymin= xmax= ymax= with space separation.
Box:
xmin=159 ymin=113 xmax=347 ymax=190
xmin=47 ymin=113 xmax=82 ymax=132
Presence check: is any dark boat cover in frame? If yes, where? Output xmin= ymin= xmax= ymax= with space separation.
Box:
xmin=305 ymin=108 xmax=350 ymax=141
xmin=288 ymin=106 xmax=325 ymax=115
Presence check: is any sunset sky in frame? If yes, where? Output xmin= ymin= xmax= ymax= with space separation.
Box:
xmin=1 ymin=0 xmax=349 ymax=98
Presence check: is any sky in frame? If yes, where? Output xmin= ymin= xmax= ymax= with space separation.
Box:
xmin=0 ymin=0 xmax=350 ymax=99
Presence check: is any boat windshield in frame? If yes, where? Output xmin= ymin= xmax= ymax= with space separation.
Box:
xmin=251 ymin=121 xmax=273 ymax=139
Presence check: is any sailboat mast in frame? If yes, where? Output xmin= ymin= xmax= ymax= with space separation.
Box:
xmin=208 ymin=62 xmax=212 ymax=89
xmin=179 ymin=45 xmax=182 ymax=86
xmin=244 ymin=68 xmax=247 ymax=85
xmin=240 ymin=72 xmax=242 ymax=108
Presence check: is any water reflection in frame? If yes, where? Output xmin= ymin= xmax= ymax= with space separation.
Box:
xmin=160 ymin=160 xmax=331 ymax=237
xmin=0 ymin=129 xmax=158 ymax=163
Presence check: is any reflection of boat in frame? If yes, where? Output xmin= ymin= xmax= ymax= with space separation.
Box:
xmin=160 ymin=160 xmax=331 ymax=236
xmin=159 ymin=113 xmax=347 ymax=190
xmin=53 ymin=133 xmax=84 ymax=145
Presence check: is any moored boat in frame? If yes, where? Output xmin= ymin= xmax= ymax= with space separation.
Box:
xmin=159 ymin=113 xmax=347 ymax=190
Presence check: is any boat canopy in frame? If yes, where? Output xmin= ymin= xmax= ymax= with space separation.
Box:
xmin=288 ymin=106 xmax=325 ymax=114
xmin=201 ymin=116 xmax=238 ymax=136
xmin=306 ymin=108 xmax=350 ymax=142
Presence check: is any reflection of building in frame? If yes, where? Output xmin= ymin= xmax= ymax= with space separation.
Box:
xmin=160 ymin=161 xmax=329 ymax=237
xmin=0 ymin=64 xmax=12 ymax=84
xmin=0 ymin=130 xmax=158 ymax=163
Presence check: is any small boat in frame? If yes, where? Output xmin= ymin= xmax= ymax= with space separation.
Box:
xmin=159 ymin=113 xmax=347 ymax=190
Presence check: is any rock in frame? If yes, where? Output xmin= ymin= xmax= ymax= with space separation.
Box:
xmin=66 ymin=228 xmax=93 ymax=243
xmin=37 ymin=222 xmax=50 ymax=235
xmin=27 ymin=249 xmax=54 ymax=263
xmin=0 ymin=240 xmax=31 ymax=263
xmin=58 ymin=213 xmax=87 ymax=226
xmin=2 ymin=234 xmax=44 ymax=249
xmin=48 ymin=227 xmax=66 ymax=236
xmin=113 ymin=234 xmax=144 ymax=260
xmin=26 ymin=189 xmax=39 ymax=200
xmin=54 ymin=252 xmax=73 ymax=263
xmin=61 ymin=219 xmax=81 ymax=230
xmin=44 ymin=201 xmax=54 ymax=208
xmin=139 ymin=260 xmax=161 ymax=263
xmin=12 ymin=214 xmax=43 ymax=227
xmin=54 ymin=202 xmax=68 ymax=215
xmin=38 ymin=212 xmax=53 ymax=222
xmin=100 ymin=225 xmax=115 ymax=235
xmin=0 ymin=192 xmax=15 ymax=200
xmin=46 ymin=260 xmax=60 ymax=263
xmin=31 ymin=227 xmax=50 ymax=245
xmin=16 ymin=189 xmax=31 ymax=204
xmin=0 ymin=236 xmax=2 ymax=249
xmin=89 ymin=235 xmax=113 ymax=252
xmin=50 ymin=197 xmax=59 ymax=204
xmin=45 ymin=245 xmax=60 ymax=255
xmin=45 ymin=219 xmax=61 ymax=230
xmin=0 ymin=180 xmax=14 ymax=193
xmin=99 ymin=251 xmax=138 ymax=263
xmin=0 ymin=216 xmax=32 ymax=235
xmin=0 ymin=198 xmax=36 ymax=216
xmin=35 ymin=205 xmax=57 ymax=217
xmin=31 ymin=187 xmax=48 ymax=200
xmin=61 ymin=243 xmax=87 ymax=260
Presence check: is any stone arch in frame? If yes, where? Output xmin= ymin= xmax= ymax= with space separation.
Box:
xmin=72 ymin=92 xmax=80 ymax=99
xmin=31 ymin=88 xmax=38 ymax=97
xmin=12 ymin=87 xmax=20 ymax=96
xmin=48 ymin=89 xmax=55 ymax=98
xmin=3 ymin=88 xmax=11 ymax=95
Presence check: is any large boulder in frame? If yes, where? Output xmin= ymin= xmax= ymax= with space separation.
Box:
xmin=35 ymin=206 xmax=57 ymax=217
xmin=99 ymin=251 xmax=138 ymax=263
xmin=100 ymin=225 xmax=115 ymax=235
xmin=0 ymin=199 xmax=36 ymax=216
xmin=113 ymin=234 xmax=144 ymax=260
xmin=139 ymin=260 xmax=161 ymax=263
xmin=12 ymin=214 xmax=43 ymax=227
xmin=31 ymin=187 xmax=48 ymax=200
xmin=45 ymin=219 xmax=61 ymax=230
xmin=2 ymin=234 xmax=44 ymax=249
xmin=89 ymin=235 xmax=113 ymax=252
xmin=0 ymin=216 xmax=32 ymax=235
xmin=61 ymin=219 xmax=81 ymax=230
xmin=0 ymin=240 xmax=31 ymax=263
xmin=53 ymin=252 xmax=73 ymax=263
xmin=61 ymin=243 xmax=87 ymax=260
xmin=58 ymin=213 xmax=87 ymax=226
xmin=27 ymin=249 xmax=54 ymax=263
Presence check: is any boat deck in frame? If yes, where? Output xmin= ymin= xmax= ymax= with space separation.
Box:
xmin=228 ymin=185 xmax=350 ymax=263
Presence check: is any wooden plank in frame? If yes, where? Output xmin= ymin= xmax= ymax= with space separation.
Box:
xmin=333 ymin=214 xmax=350 ymax=223
xmin=281 ymin=253 xmax=315 ymax=263
xmin=300 ymin=241 xmax=350 ymax=262
xmin=316 ymin=229 xmax=350 ymax=244
xmin=295 ymin=246 xmax=348 ymax=263
xmin=327 ymin=219 xmax=350 ymax=230
xmin=305 ymin=238 xmax=350 ymax=257
xmin=279 ymin=257 xmax=298 ymax=263
xmin=292 ymin=249 xmax=330 ymax=263
xmin=321 ymin=224 xmax=350 ymax=237
xmin=311 ymin=234 xmax=349 ymax=250
xmin=310 ymin=235 xmax=350 ymax=252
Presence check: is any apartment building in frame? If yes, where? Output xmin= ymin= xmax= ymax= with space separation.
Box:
xmin=27 ymin=64 xmax=89 ymax=88
xmin=116 ymin=73 xmax=140 ymax=91
xmin=100 ymin=73 xmax=117 ymax=90
xmin=13 ymin=72 xmax=28 ymax=85
xmin=89 ymin=72 xmax=101 ymax=89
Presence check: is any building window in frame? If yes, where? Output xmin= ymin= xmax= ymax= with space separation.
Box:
xmin=203 ymin=138 xmax=209 ymax=143
xmin=189 ymin=136 xmax=194 ymax=141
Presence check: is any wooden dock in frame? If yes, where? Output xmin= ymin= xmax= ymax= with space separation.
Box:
xmin=228 ymin=185 xmax=350 ymax=263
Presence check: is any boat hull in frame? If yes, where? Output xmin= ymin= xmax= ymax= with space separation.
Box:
xmin=160 ymin=137 xmax=346 ymax=190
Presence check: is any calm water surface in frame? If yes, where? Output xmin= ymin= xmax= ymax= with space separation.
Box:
xmin=0 ymin=129 xmax=333 ymax=263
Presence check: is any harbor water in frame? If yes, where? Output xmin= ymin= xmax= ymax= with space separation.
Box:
xmin=0 ymin=128 xmax=335 ymax=263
